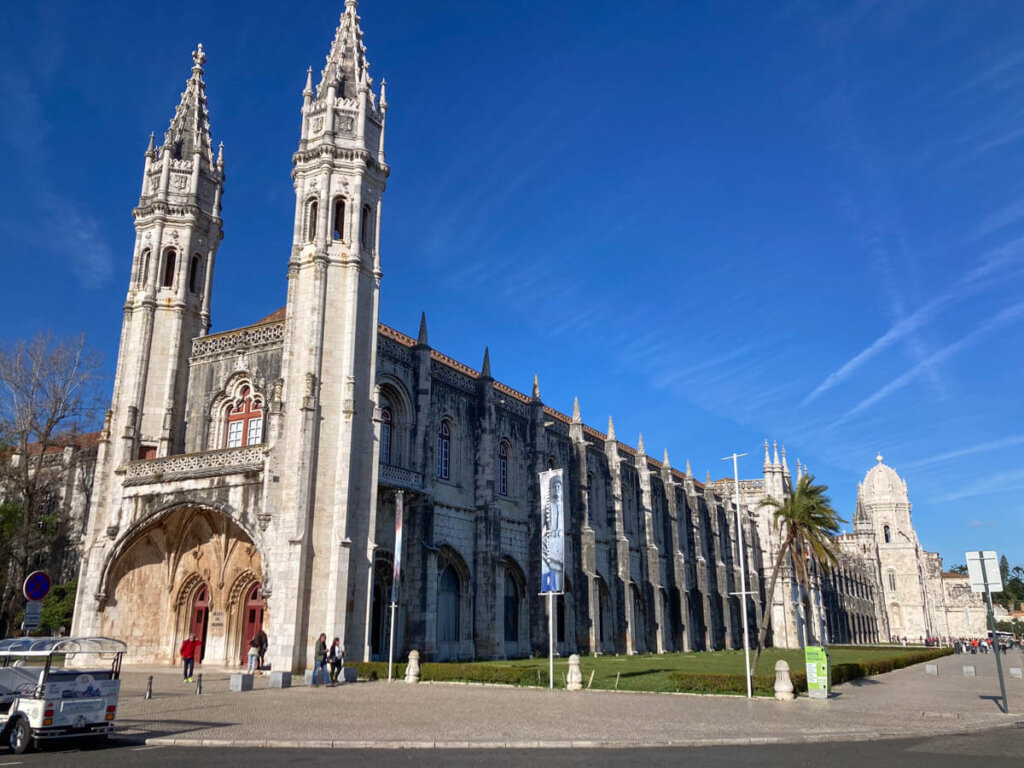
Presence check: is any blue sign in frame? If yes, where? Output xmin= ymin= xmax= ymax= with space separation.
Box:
xmin=23 ymin=571 xmax=51 ymax=602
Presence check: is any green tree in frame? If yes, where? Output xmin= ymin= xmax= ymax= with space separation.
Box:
xmin=39 ymin=579 xmax=76 ymax=634
xmin=1000 ymin=555 xmax=1010 ymax=584
xmin=949 ymin=563 xmax=968 ymax=575
xmin=751 ymin=474 xmax=846 ymax=674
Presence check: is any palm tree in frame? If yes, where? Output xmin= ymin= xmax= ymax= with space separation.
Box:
xmin=750 ymin=473 xmax=845 ymax=674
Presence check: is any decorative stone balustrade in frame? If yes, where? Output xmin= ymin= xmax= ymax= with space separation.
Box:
xmin=191 ymin=321 xmax=284 ymax=362
xmin=123 ymin=445 xmax=265 ymax=486
xmin=379 ymin=463 xmax=424 ymax=491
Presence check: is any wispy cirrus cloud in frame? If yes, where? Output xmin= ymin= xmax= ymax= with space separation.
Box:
xmin=832 ymin=301 xmax=1024 ymax=425
xmin=902 ymin=435 xmax=1024 ymax=469
xmin=930 ymin=467 xmax=1024 ymax=504
xmin=803 ymin=235 xmax=1024 ymax=405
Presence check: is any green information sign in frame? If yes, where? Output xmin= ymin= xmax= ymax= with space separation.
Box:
xmin=805 ymin=645 xmax=829 ymax=699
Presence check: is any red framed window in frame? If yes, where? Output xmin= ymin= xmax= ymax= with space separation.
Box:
xmin=380 ymin=407 xmax=392 ymax=464
xmin=437 ymin=421 xmax=451 ymax=480
xmin=226 ymin=386 xmax=264 ymax=448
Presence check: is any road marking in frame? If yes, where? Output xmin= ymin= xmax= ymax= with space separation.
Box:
xmin=0 ymin=762 xmax=25 ymax=766
xmin=130 ymin=746 xmax=163 ymax=751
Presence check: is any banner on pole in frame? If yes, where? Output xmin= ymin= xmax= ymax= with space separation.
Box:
xmin=539 ymin=469 xmax=565 ymax=594
xmin=391 ymin=491 xmax=404 ymax=604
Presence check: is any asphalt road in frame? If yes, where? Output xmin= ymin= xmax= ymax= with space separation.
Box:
xmin=3 ymin=726 xmax=1023 ymax=767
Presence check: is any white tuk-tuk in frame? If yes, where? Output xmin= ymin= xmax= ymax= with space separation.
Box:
xmin=0 ymin=636 xmax=125 ymax=754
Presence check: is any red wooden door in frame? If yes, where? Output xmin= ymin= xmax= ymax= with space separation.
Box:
xmin=190 ymin=585 xmax=209 ymax=663
xmin=240 ymin=584 xmax=264 ymax=664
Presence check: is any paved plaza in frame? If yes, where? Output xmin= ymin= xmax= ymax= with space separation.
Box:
xmin=105 ymin=651 xmax=1024 ymax=749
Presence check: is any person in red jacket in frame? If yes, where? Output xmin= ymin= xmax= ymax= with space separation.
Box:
xmin=180 ymin=633 xmax=200 ymax=683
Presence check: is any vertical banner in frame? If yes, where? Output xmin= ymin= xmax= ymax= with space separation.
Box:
xmin=391 ymin=491 xmax=404 ymax=604
xmin=539 ymin=469 xmax=565 ymax=594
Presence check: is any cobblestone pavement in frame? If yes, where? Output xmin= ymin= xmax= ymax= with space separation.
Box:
xmin=111 ymin=651 xmax=1024 ymax=748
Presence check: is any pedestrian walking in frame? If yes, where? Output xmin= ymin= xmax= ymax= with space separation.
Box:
xmin=313 ymin=633 xmax=329 ymax=686
xmin=255 ymin=628 xmax=269 ymax=673
xmin=247 ymin=636 xmax=259 ymax=674
xmin=328 ymin=637 xmax=345 ymax=685
xmin=180 ymin=633 xmax=200 ymax=683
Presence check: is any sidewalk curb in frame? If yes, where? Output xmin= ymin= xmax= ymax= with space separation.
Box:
xmin=143 ymin=720 xmax=1022 ymax=750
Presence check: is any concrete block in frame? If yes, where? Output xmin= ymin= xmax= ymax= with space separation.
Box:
xmin=304 ymin=670 xmax=314 ymax=686
xmin=962 ymin=666 xmax=976 ymax=677
xmin=269 ymin=671 xmax=292 ymax=689
xmin=1010 ymin=667 xmax=1022 ymax=680
xmin=343 ymin=666 xmax=357 ymax=683
xmin=229 ymin=673 xmax=254 ymax=692
xmin=925 ymin=664 xmax=938 ymax=676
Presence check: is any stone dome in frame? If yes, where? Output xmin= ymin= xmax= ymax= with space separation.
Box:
xmin=859 ymin=454 xmax=909 ymax=505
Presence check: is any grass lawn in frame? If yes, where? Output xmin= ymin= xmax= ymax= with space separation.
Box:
xmin=457 ymin=646 xmax=939 ymax=693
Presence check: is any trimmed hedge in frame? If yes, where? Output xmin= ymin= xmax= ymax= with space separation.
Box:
xmin=669 ymin=647 xmax=952 ymax=696
xmin=348 ymin=661 xmax=544 ymax=686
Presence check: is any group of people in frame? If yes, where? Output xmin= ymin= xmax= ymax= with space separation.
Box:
xmin=312 ymin=633 xmax=346 ymax=686
xmin=953 ymin=637 xmax=1015 ymax=655
xmin=177 ymin=628 xmax=270 ymax=682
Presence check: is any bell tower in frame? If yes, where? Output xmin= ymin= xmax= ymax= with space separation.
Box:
xmin=267 ymin=0 xmax=390 ymax=666
xmin=114 ymin=44 xmax=225 ymax=462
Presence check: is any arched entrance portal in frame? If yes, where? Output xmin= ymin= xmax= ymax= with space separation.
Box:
xmin=191 ymin=585 xmax=210 ymax=662
xmin=240 ymin=584 xmax=264 ymax=664
xmin=101 ymin=505 xmax=264 ymax=665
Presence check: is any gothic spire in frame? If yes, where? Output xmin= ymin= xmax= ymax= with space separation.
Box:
xmin=772 ymin=440 xmax=780 ymax=468
xmin=607 ymin=416 xmax=616 ymax=441
xmin=663 ymin=448 xmax=671 ymax=468
xmin=481 ymin=347 xmax=491 ymax=378
xmin=417 ymin=312 xmax=428 ymax=346
xmin=163 ymin=44 xmax=214 ymax=166
xmin=319 ymin=1 xmax=371 ymax=101
xmin=637 ymin=433 xmax=645 ymax=455
xmin=572 ymin=397 xmax=581 ymax=423
xmin=763 ymin=439 xmax=771 ymax=470
xmin=685 ymin=459 xmax=692 ymax=478
xmin=532 ymin=374 xmax=541 ymax=401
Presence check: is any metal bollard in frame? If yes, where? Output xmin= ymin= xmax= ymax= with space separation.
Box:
xmin=195 ymin=673 xmax=203 ymax=695
xmin=145 ymin=675 xmax=153 ymax=700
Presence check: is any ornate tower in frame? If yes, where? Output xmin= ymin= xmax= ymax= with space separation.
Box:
xmin=266 ymin=0 xmax=390 ymax=666
xmin=114 ymin=44 xmax=225 ymax=462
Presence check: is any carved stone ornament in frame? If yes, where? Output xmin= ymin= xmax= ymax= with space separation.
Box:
xmin=106 ymin=525 xmax=119 ymax=539
xmin=172 ymin=174 xmax=187 ymax=190
xmin=313 ymin=116 xmax=324 ymax=134
xmin=257 ymin=512 xmax=271 ymax=531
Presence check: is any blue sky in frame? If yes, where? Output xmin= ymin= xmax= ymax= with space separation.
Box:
xmin=2 ymin=1 xmax=1022 ymax=568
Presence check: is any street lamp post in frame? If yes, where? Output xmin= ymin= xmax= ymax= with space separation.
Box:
xmin=723 ymin=451 xmax=753 ymax=699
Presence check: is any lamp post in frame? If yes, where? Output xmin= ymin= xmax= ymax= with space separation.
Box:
xmin=722 ymin=451 xmax=753 ymax=699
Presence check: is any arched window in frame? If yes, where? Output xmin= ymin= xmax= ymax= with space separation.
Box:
xmin=437 ymin=420 xmax=451 ymax=480
xmin=498 ymin=441 xmax=509 ymax=497
xmin=548 ymin=456 xmax=557 ymax=470
xmin=380 ymin=407 xmax=393 ymax=464
xmin=438 ymin=566 xmax=459 ymax=643
xmin=333 ymin=197 xmax=346 ymax=241
xmin=162 ymin=249 xmax=176 ymax=288
xmin=189 ymin=255 xmax=202 ymax=293
xmin=139 ymin=249 xmax=151 ymax=287
xmin=888 ymin=571 xmax=897 ymax=591
xmin=225 ymin=385 xmax=264 ymax=448
xmin=361 ymin=204 xmax=373 ymax=249
xmin=503 ymin=570 xmax=519 ymax=642
xmin=306 ymin=198 xmax=319 ymax=243
xmin=883 ymin=525 xmax=891 ymax=544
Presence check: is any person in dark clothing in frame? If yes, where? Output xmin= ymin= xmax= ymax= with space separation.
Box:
xmin=328 ymin=637 xmax=345 ymax=685
xmin=313 ymin=633 xmax=328 ymax=686
xmin=254 ymin=628 xmax=269 ymax=673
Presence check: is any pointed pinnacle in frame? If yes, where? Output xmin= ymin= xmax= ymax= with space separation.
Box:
xmin=531 ymin=374 xmax=541 ymax=401
xmin=781 ymin=445 xmax=789 ymax=470
xmin=481 ymin=347 xmax=491 ymax=378
xmin=607 ymin=416 xmax=616 ymax=441
xmin=217 ymin=142 xmax=224 ymax=164
xmin=417 ymin=312 xmax=428 ymax=346
xmin=572 ymin=397 xmax=581 ymax=423
xmin=773 ymin=440 xmax=780 ymax=466
xmin=663 ymin=448 xmax=671 ymax=468
xmin=304 ymin=66 xmax=314 ymax=96
xmin=637 ymin=433 xmax=645 ymax=454
xmin=705 ymin=470 xmax=712 ymax=484
xmin=146 ymin=132 xmax=156 ymax=153
xmin=685 ymin=459 xmax=692 ymax=477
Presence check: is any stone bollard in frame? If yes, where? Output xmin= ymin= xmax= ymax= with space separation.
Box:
xmin=229 ymin=673 xmax=254 ymax=692
xmin=404 ymin=650 xmax=421 ymax=684
xmin=963 ymin=666 xmax=976 ymax=677
xmin=145 ymin=675 xmax=153 ymax=699
xmin=566 ymin=654 xmax=583 ymax=691
xmin=774 ymin=660 xmax=795 ymax=701
xmin=195 ymin=673 xmax=203 ymax=695
xmin=269 ymin=671 xmax=292 ymax=689
xmin=925 ymin=664 xmax=938 ymax=676
xmin=1010 ymin=668 xmax=1022 ymax=680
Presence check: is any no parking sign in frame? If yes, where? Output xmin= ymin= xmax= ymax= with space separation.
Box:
xmin=23 ymin=570 xmax=51 ymax=602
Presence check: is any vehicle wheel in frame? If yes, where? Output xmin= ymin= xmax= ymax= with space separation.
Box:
xmin=8 ymin=718 xmax=31 ymax=755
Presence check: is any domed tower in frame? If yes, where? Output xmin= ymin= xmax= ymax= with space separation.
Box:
xmin=856 ymin=455 xmax=931 ymax=641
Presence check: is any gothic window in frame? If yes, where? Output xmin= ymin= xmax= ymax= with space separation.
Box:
xmin=361 ymin=204 xmax=373 ymax=249
xmin=225 ymin=385 xmax=264 ymax=448
xmin=503 ymin=570 xmax=519 ymax=642
xmin=162 ymin=249 xmax=176 ymax=288
xmin=437 ymin=420 xmax=452 ymax=480
xmin=306 ymin=198 xmax=319 ymax=243
xmin=332 ymin=197 xmax=346 ymax=241
xmin=139 ymin=249 xmax=151 ymax=287
xmin=548 ymin=456 xmax=557 ymax=470
xmin=498 ymin=441 xmax=510 ymax=497
xmin=438 ymin=565 xmax=459 ymax=643
xmin=380 ymin=407 xmax=392 ymax=464
xmin=883 ymin=524 xmax=891 ymax=544
xmin=888 ymin=571 xmax=897 ymax=591
xmin=189 ymin=255 xmax=202 ymax=293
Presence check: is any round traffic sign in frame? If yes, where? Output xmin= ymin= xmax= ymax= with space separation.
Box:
xmin=23 ymin=571 xmax=51 ymax=602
